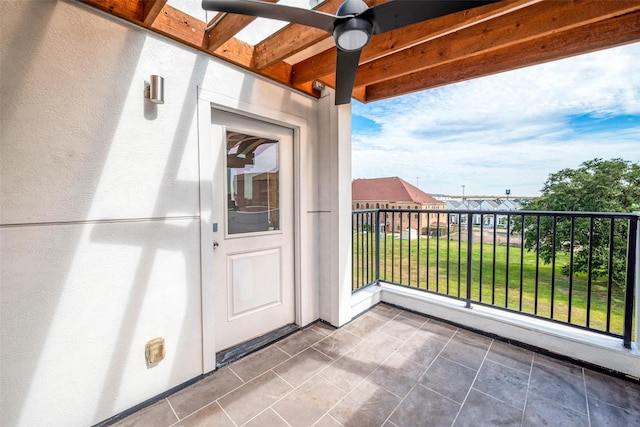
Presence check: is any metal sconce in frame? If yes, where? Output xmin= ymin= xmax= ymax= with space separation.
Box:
xmin=146 ymin=75 xmax=164 ymax=104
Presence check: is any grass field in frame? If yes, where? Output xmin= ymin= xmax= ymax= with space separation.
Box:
xmin=353 ymin=232 xmax=630 ymax=336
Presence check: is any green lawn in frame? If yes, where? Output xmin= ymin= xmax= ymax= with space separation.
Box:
xmin=353 ymin=232 xmax=629 ymax=336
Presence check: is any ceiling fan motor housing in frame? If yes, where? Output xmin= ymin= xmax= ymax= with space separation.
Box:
xmin=333 ymin=18 xmax=372 ymax=51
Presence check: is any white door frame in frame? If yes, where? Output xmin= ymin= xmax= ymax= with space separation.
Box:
xmin=197 ymin=88 xmax=310 ymax=373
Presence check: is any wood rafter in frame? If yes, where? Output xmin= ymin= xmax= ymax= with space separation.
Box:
xmin=363 ymin=9 xmax=640 ymax=102
xmin=291 ymin=0 xmax=538 ymax=85
xmin=79 ymin=0 xmax=640 ymax=104
xmin=354 ymin=0 xmax=640 ymax=88
xmin=204 ymin=0 xmax=278 ymax=52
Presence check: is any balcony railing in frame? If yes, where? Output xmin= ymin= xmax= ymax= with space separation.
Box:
xmin=353 ymin=209 xmax=639 ymax=348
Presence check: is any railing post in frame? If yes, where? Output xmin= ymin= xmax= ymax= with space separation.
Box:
xmin=634 ymin=214 xmax=640 ymax=347
xmin=623 ymin=217 xmax=637 ymax=349
xmin=466 ymin=212 xmax=473 ymax=308
xmin=376 ymin=209 xmax=381 ymax=283
xmin=351 ymin=212 xmax=355 ymax=291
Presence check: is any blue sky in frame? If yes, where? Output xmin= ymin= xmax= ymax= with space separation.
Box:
xmin=351 ymin=42 xmax=640 ymax=197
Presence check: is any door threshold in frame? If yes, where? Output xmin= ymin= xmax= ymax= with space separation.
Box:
xmin=216 ymin=324 xmax=299 ymax=368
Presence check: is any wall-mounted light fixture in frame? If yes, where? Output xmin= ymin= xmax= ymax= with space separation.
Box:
xmin=145 ymin=75 xmax=164 ymax=104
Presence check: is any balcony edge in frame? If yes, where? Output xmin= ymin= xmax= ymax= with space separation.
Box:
xmin=356 ymin=282 xmax=640 ymax=378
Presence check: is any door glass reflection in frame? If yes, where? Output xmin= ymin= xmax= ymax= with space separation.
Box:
xmin=226 ymin=131 xmax=280 ymax=234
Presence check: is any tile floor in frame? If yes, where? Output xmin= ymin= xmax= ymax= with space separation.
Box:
xmin=113 ymin=304 xmax=640 ymax=427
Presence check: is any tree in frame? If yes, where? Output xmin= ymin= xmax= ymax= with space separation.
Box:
xmin=519 ymin=158 xmax=640 ymax=287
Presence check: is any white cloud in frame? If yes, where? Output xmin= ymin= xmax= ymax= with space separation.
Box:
xmin=352 ymin=43 xmax=640 ymax=196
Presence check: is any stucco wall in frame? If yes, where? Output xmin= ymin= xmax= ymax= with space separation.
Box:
xmin=0 ymin=1 xmax=326 ymax=425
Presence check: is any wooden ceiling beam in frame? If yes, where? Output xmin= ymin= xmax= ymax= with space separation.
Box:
xmin=79 ymin=0 xmax=640 ymax=104
xmin=205 ymin=14 xmax=256 ymax=52
xmin=291 ymin=48 xmax=336 ymax=86
xmin=80 ymin=0 xmax=167 ymax=27
xmin=290 ymin=0 xmax=536 ymax=85
xmin=254 ymin=26 xmax=330 ymax=70
xmin=147 ymin=4 xmax=207 ymax=47
xmin=80 ymin=0 xmax=318 ymax=98
xmin=143 ymin=0 xmax=166 ymax=26
xmin=204 ymin=0 xmax=278 ymax=52
xmin=80 ymin=0 xmax=146 ymax=22
xmin=213 ymin=38 xmax=255 ymax=68
xmin=364 ymin=10 xmax=640 ymax=102
xmin=354 ymin=0 xmax=640 ymax=88
xmin=251 ymin=0 xmax=343 ymax=70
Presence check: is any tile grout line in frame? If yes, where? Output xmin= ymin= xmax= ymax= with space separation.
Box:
xmin=300 ymin=310 xmax=402 ymax=426
xmin=310 ymin=345 xmax=340 ymax=362
xmin=201 ymin=350 xmax=298 ymax=425
xmin=449 ymin=337 xmax=494 ymax=427
xmin=484 ymin=343 xmax=534 ymax=376
xmin=217 ymin=402 xmax=239 ymax=427
xmin=372 ymin=312 xmax=432 ymax=425
xmin=270 ymin=368 xmax=297 ymax=390
xmin=228 ymin=366 xmax=247 ymax=384
xmin=528 ymin=353 xmax=593 ymax=419
xmin=168 ymin=401 xmax=233 ymax=427
xmin=165 ymin=398 xmax=179 ymax=423
xmin=274 ymin=328 xmax=328 ymax=359
xmin=217 ymin=369 xmax=295 ymax=426
xmin=311 ymin=413 xmax=344 ymax=427
xmin=455 ymin=344 xmax=533 ymax=412
xmin=241 ymin=407 xmax=291 ymax=427
xmin=250 ymin=323 xmax=364 ymax=426
xmin=520 ymin=344 xmax=536 ymax=427
xmin=417 ymin=382 xmax=469 ymax=406
xmin=533 ymin=353 xmax=586 ymax=378
xmin=380 ymin=319 xmax=459 ymax=426
xmin=273 ymin=343 xmax=295 ymax=358
xmin=582 ymin=368 xmax=592 ymax=427
xmin=255 ymin=368 xmax=323 ymax=425
xmin=210 ymin=368 xmax=281 ymax=420
xmin=258 ymin=334 xmax=352 ymax=426
xmin=271 ymin=407 xmax=293 ymax=427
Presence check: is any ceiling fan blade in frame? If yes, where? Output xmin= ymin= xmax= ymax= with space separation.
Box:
xmin=362 ymin=0 xmax=498 ymax=34
xmin=202 ymin=0 xmax=337 ymax=33
xmin=334 ymin=48 xmax=362 ymax=105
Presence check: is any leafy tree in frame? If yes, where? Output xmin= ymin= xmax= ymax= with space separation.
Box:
xmin=519 ymin=158 xmax=640 ymax=287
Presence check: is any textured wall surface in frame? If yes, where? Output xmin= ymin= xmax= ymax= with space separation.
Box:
xmin=0 ymin=0 xmax=322 ymax=425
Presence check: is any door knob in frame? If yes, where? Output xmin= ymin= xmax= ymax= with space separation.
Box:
xmin=213 ymin=240 xmax=219 ymax=249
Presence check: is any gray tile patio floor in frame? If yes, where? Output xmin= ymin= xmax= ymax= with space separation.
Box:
xmin=113 ymin=303 xmax=640 ymax=427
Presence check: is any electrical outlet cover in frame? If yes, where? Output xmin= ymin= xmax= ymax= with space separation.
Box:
xmin=145 ymin=337 xmax=166 ymax=365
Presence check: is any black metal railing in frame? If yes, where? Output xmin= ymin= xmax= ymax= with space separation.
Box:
xmin=352 ymin=210 xmax=379 ymax=290
xmin=352 ymin=209 xmax=639 ymax=348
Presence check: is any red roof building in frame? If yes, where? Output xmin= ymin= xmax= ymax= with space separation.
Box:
xmin=352 ymin=177 xmax=447 ymax=234
xmin=353 ymin=177 xmax=444 ymax=206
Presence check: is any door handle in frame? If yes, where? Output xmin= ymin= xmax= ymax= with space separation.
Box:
xmin=213 ymin=240 xmax=219 ymax=250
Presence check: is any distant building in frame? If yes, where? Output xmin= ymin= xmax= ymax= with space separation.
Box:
xmin=352 ymin=177 xmax=446 ymax=235
xmin=447 ymin=197 xmax=524 ymax=227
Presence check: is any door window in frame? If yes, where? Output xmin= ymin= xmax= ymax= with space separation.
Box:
xmin=226 ymin=131 xmax=280 ymax=234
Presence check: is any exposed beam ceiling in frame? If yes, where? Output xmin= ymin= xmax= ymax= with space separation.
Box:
xmin=80 ymin=0 xmax=640 ymax=104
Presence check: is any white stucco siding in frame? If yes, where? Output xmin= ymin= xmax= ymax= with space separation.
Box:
xmin=0 ymin=220 xmax=202 ymax=425
xmin=1 ymin=0 xmax=203 ymax=224
xmin=1 ymin=1 xmax=315 ymax=225
xmin=0 ymin=0 xmax=323 ymax=426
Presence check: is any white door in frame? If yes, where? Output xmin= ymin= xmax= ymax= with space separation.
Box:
xmin=210 ymin=110 xmax=295 ymax=352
